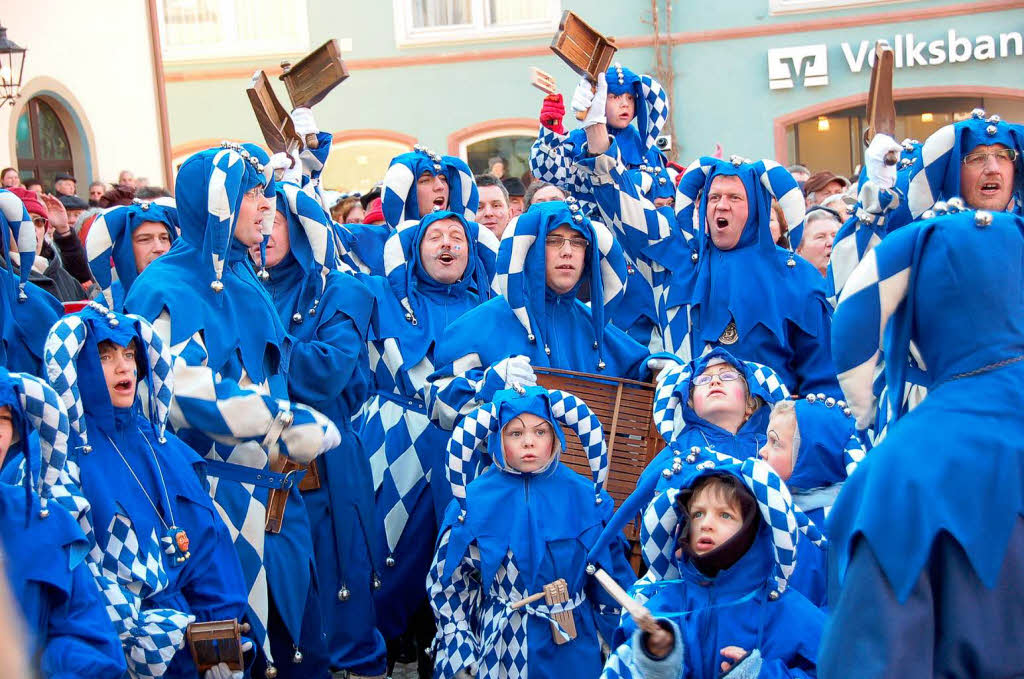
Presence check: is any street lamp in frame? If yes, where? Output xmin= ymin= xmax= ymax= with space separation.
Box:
xmin=0 ymin=23 xmax=27 ymax=109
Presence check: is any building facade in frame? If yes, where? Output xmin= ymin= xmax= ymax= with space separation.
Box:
xmin=0 ymin=0 xmax=170 ymax=192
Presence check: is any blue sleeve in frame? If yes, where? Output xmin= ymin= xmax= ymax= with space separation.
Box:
xmin=39 ymin=560 xmax=127 ymax=679
xmin=530 ymin=126 xmax=575 ymax=189
xmin=789 ymin=300 xmax=842 ymax=399
xmin=287 ymin=308 xmax=368 ymax=406
xmin=180 ymin=501 xmax=248 ymax=624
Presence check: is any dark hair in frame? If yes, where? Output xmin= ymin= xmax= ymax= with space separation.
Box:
xmin=98 ymin=184 xmax=136 ymax=208
xmin=523 ymin=180 xmax=564 ymax=208
xmin=135 ymin=186 xmax=171 ymax=200
xmin=97 ymin=338 xmax=137 ymax=354
xmin=684 ymin=474 xmax=756 ymax=522
xmin=23 ymin=177 xmax=42 ymax=190
xmin=1 ymin=167 xmax=17 ymax=179
xmin=474 ymin=173 xmax=509 ymax=203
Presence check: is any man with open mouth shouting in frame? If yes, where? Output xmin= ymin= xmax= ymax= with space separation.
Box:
xmin=354 ymin=209 xmax=498 ymax=675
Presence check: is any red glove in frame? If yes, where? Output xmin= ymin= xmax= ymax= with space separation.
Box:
xmin=539 ymin=94 xmax=566 ymax=135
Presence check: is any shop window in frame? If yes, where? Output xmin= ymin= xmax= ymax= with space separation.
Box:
xmin=393 ymin=0 xmax=560 ymax=47
xmin=320 ymin=138 xmax=415 ymax=194
xmin=787 ymin=95 xmax=1024 ymax=177
xmin=16 ymin=98 xmax=74 ymax=191
xmin=159 ymin=0 xmax=309 ymax=60
xmin=466 ymin=134 xmax=536 ymax=186
xmin=770 ymin=0 xmax=911 ymax=14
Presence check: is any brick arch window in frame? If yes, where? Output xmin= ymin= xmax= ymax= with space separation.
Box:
xmin=16 ymin=97 xmax=75 ymax=190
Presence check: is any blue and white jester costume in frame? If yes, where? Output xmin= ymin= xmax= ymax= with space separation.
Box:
xmin=428 ymin=386 xmax=635 ymax=679
xmin=356 ymin=210 xmax=497 ymax=640
xmin=42 ymin=304 xmax=248 ymax=678
xmin=827 ymin=112 xmax=1024 ymax=445
xmin=86 ymin=197 xmax=178 ymax=310
xmin=427 ymin=200 xmax=650 ymax=432
xmin=0 ymin=366 xmax=125 ymax=678
xmin=820 ymin=207 xmax=1024 ymax=678
xmin=259 ymin=178 xmax=386 ymax=676
xmin=829 ymin=109 xmax=1024 ymax=301
xmin=530 ymin=63 xmax=669 ymax=214
xmin=590 ymin=456 xmax=827 ymax=679
xmin=0 ymin=189 xmax=63 ymax=376
xmin=123 ymin=142 xmax=341 ymax=676
xmin=582 ymin=152 xmax=840 ymax=398
xmin=344 ymin=147 xmax=478 ymax=276
xmin=641 ymin=348 xmax=790 ymax=493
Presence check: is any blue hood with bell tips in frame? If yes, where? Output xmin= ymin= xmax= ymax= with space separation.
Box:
xmin=124 ymin=143 xmax=286 ymax=382
xmin=908 ymin=113 xmax=1024 ymax=217
xmin=361 ymin=210 xmax=496 ymax=369
xmin=494 ymin=201 xmax=627 ymax=363
xmin=86 ymin=199 xmax=178 ymax=308
xmin=381 ymin=149 xmax=479 ymax=229
xmin=788 ymin=398 xmax=854 ymax=491
xmin=441 ymin=387 xmax=616 ymax=590
xmin=672 ymin=158 xmax=824 ymax=347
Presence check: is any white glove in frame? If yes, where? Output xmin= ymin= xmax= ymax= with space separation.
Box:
xmin=864 ymin=134 xmax=903 ymax=190
xmin=317 ymin=420 xmax=342 ymax=456
xmin=204 ymin=663 xmax=242 ymax=679
xmin=290 ymin=107 xmax=319 ymax=138
xmin=493 ymin=355 xmax=537 ymax=390
xmin=571 ymin=73 xmax=608 ymax=129
xmin=264 ymin=151 xmax=294 ymax=181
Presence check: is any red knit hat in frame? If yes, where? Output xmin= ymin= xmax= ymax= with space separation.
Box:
xmin=362 ymin=197 xmax=384 ymax=224
xmin=9 ymin=187 xmax=47 ymax=219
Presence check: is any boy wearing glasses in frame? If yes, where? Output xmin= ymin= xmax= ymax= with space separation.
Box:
xmin=426 ymin=200 xmax=653 ymax=434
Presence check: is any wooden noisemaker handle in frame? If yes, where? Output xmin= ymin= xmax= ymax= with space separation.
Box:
xmin=592 ymin=568 xmax=645 ymax=618
xmin=509 ymin=590 xmax=548 ymax=610
xmin=305 ymin=133 xmax=319 ymax=150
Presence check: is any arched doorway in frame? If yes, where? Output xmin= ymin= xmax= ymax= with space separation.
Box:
xmin=16 ymin=97 xmax=75 ymax=190
xmin=448 ymin=118 xmax=538 ymax=185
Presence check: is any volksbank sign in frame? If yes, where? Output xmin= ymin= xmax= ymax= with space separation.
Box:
xmin=768 ymin=29 xmax=1023 ymax=90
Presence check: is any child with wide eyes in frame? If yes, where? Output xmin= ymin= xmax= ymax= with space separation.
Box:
xmin=428 ymin=387 xmax=636 ymax=679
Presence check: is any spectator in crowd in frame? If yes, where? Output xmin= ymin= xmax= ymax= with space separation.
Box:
xmin=475 ymin=173 xmax=512 ymax=239
xmin=57 ymin=194 xmax=89 ymax=228
xmin=87 ymin=181 xmax=105 ymax=206
xmin=487 ymin=155 xmax=506 ymax=179
xmin=333 ymin=194 xmax=365 ymax=224
xmin=97 ymin=185 xmax=135 ymax=208
xmin=8 ymin=188 xmax=88 ymax=301
xmin=791 ymin=206 xmax=841 ymax=277
xmin=117 ymin=169 xmax=136 ymax=188
xmin=22 ymin=178 xmax=42 ymax=197
xmin=523 ymin=179 xmax=566 ymax=208
xmin=0 ymin=168 xmax=19 ymax=189
xmin=502 ymin=176 xmax=526 ymax=217
xmin=54 ymin=173 xmax=77 ymax=198
xmin=820 ymin=191 xmax=852 ymax=223
xmin=787 ymin=163 xmax=811 ymax=186
xmin=361 ymin=197 xmax=385 ymax=225
xmin=803 ymin=170 xmax=849 ymax=208
xmin=770 ymin=198 xmax=790 ymax=248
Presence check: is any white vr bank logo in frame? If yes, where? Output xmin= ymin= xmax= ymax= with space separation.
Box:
xmin=769 ymin=29 xmax=1024 ymax=90
xmin=768 ymin=45 xmax=829 ymax=90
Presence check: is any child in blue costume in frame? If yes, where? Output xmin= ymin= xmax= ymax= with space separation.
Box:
xmin=591 ymin=457 xmax=826 ymax=679
xmin=43 ymin=304 xmax=250 ymax=678
xmin=356 ymin=210 xmax=498 ymax=649
xmin=344 ymin=146 xmax=479 ymax=276
xmin=581 ymin=148 xmax=840 ymax=399
xmin=123 ymin=142 xmax=341 ymax=678
xmin=254 ymin=175 xmax=386 ymax=678
xmin=641 ymin=348 xmax=791 ymax=491
xmin=428 ymin=386 xmax=635 ymax=679
xmin=530 ymin=63 xmax=669 ymax=214
xmin=86 ymin=197 xmax=178 ymax=310
xmin=0 ymin=366 xmax=125 ymax=678
xmin=758 ymin=397 xmax=865 ymax=608
xmin=820 ymin=206 xmax=1024 ymax=677
xmin=427 ymin=199 xmax=652 ymax=434
xmin=0 ymin=189 xmax=63 ymax=376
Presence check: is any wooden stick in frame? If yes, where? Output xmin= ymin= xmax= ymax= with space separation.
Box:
xmin=509 ymin=590 xmax=548 ymax=610
xmin=591 ymin=568 xmax=662 ymax=635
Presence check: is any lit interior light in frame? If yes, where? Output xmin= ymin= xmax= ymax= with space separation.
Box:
xmin=921 ymin=112 xmax=934 ymax=123
xmin=817 ymin=116 xmax=830 ymax=132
